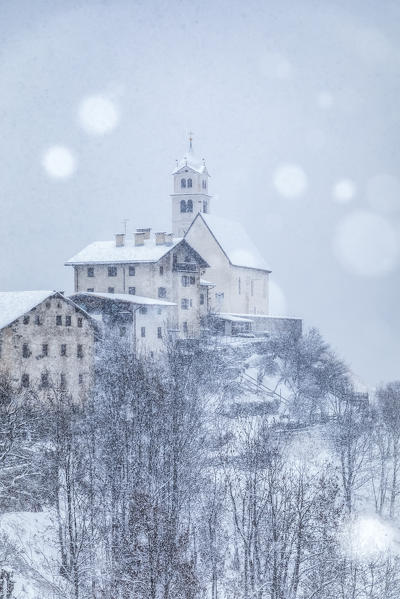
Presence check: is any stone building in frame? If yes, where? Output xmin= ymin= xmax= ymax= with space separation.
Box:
xmin=0 ymin=290 xmax=97 ymax=399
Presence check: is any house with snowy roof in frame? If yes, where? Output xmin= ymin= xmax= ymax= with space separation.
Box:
xmin=0 ymin=291 xmax=97 ymax=397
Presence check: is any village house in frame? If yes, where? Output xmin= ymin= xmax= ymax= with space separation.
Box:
xmin=0 ymin=291 xmax=97 ymax=399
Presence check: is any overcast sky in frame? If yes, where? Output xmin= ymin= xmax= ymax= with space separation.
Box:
xmin=0 ymin=0 xmax=399 ymax=387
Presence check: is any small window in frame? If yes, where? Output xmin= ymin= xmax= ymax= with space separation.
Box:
xmin=60 ymin=374 xmax=66 ymax=390
xmin=140 ymin=306 xmax=147 ymax=315
xmin=203 ymin=200 xmax=208 ymax=213
xmin=57 ymin=302 xmax=62 ymax=308
xmin=181 ymin=298 xmax=189 ymax=310
xmin=35 ymin=315 xmax=42 ymax=325
xmin=41 ymin=372 xmax=49 ymax=388
xmin=180 ymin=199 xmax=187 ymax=213
xmin=108 ymin=287 xmax=115 ymax=294
xmin=202 ymin=180 xmax=206 ymax=189
xmin=190 ymin=276 xmax=195 ymax=285
xmin=120 ymin=327 xmax=127 ymax=337
xmin=77 ymin=344 xmax=83 ymax=358
xmin=65 ymin=315 xmax=71 ymax=326
xmin=87 ymin=267 xmax=94 ymax=278
xmin=60 ymin=344 xmax=67 ymax=357
xmin=21 ymin=373 xmax=29 ymax=388
xmin=77 ymin=317 xmax=83 ymax=328
xmin=187 ymin=178 xmax=192 ymax=188
xmin=190 ymin=299 xmax=193 ymax=307
xmin=128 ymin=287 xmax=136 ymax=295
xmin=23 ymin=315 xmax=30 ymax=325
xmin=200 ymin=293 xmax=205 ymax=305
xmin=78 ymin=373 xmax=83 ymax=385
xmin=141 ymin=326 xmax=146 ymax=338
xmin=157 ymin=327 xmax=162 ymax=339
xmin=183 ymin=321 xmax=188 ymax=333
xmin=45 ymin=301 xmax=51 ymax=309
xmin=157 ymin=308 xmax=162 ymax=315
xmin=129 ymin=266 xmax=136 ymax=276
xmin=181 ymin=275 xmax=190 ymax=287
xmin=187 ymin=199 xmax=193 ymax=212
xmin=181 ymin=178 xmax=186 ymax=188
xmin=159 ymin=265 xmax=164 ymax=276
xmin=56 ymin=315 xmax=62 ymax=326
xmin=108 ymin=266 xmax=117 ymax=277
xmin=42 ymin=343 xmax=48 ymax=356
xmin=158 ymin=287 xmax=167 ymax=298
xmin=87 ymin=288 xmax=94 ymax=292
xmin=22 ymin=343 xmax=30 ymax=358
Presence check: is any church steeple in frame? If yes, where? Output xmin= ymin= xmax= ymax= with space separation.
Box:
xmin=171 ymin=136 xmax=211 ymax=237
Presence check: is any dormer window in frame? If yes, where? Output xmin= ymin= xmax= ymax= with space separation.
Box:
xmin=187 ymin=178 xmax=192 ymax=188
xmin=181 ymin=178 xmax=186 ymax=188
xmin=187 ymin=199 xmax=193 ymax=212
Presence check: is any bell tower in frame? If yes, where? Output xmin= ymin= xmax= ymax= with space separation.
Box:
xmin=171 ymin=135 xmax=211 ymax=237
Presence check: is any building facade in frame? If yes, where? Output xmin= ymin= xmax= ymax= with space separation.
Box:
xmin=0 ymin=291 xmax=97 ymax=399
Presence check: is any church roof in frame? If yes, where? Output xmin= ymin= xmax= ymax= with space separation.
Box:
xmin=65 ymin=236 xmax=182 ymax=265
xmin=172 ymin=144 xmax=208 ymax=175
xmin=187 ymin=213 xmax=271 ymax=272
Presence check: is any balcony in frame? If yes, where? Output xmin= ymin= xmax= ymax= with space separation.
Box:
xmin=173 ymin=262 xmax=198 ymax=273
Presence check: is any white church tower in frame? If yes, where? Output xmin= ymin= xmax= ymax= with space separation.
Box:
xmin=171 ymin=135 xmax=211 ymax=237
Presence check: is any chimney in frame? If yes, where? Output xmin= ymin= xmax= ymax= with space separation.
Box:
xmin=115 ymin=233 xmax=125 ymax=247
xmin=165 ymin=233 xmax=174 ymax=246
xmin=135 ymin=232 xmax=145 ymax=246
xmin=136 ymin=227 xmax=151 ymax=240
xmin=155 ymin=232 xmax=166 ymax=245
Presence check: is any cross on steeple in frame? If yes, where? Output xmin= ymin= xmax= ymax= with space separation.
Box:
xmin=188 ymin=131 xmax=194 ymax=152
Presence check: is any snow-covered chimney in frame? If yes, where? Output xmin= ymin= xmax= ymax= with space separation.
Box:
xmin=115 ymin=233 xmax=125 ymax=247
xmin=165 ymin=233 xmax=174 ymax=246
xmin=135 ymin=232 xmax=145 ymax=246
xmin=155 ymin=232 xmax=166 ymax=245
xmin=136 ymin=227 xmax=151 ymax=240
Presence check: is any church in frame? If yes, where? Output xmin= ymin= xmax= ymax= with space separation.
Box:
xmin=66 ymin=138 xmax=301 ymax=346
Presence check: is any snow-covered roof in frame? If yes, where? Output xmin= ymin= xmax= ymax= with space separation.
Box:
xmin=172 ymin=146 xmax=208 ymax=175
xmin=200 ymin=279 xmax=216 ymax=287
xmin=218 ymin=313 xmax=254 ymax=323
xmin=0 ymin=290 xmax=55 ymax=330
xmin=65 ymin=236 xmax=183 ymax=266
xmin=70 ymin=292 xmax=176 ymax=307
xmin=188 ymin=213 xmax=271 ymax=272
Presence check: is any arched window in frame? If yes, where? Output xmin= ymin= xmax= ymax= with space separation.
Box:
xmin=203 ymin=200 xmax=208 ymax=213
xmin=202 ymin=180 xmax=206 ymax=189
xmin=180 ymin=199 xmax=187 ymax=213
xmin=187 ymin=178 xmax=192 ymax=188
xmin=181 ymin=178 xmax=186 ymax=188
xmin=187 ymin=199 xmax=193 ymax=212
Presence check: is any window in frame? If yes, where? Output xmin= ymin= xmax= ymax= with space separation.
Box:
xmin=120 ymin=326 xmax=127 ymax=337
xmin=187 ymin=178 xmax=192 ymax=188
xmin=45 ymin=301 xmax=51 ymax=309
xmin=157 ymin=327 xmax=162 ymax=339
xmin=180 ymin=199 xmax=187 ymax=213
xmin=108 ymin=287 xmax=115 ymax=294
xmin=181 ymin=298 xmax=189 ymax=310
xmin=180 ymin=178 xmax=186 ymax=188
xmin=183 ymin=321 xmax=188 ymax=334
xmin=200 ymin=293 xmax=205 ymax=305
xmin=23 ymin=315 xmax=30 ymax=325
xmin=141 ymin=326 xmax=146 ymax=338
xmin=65 ymin=315 xmax=71 ymax=326
xmin=57 ymin=302 xmax=62 ymax=308
xmin=77 ymin=344 xmax=83 ymax=358
xmin=42 ymin=343 xmax=48 ymax=357
xmin=158 ymin=287 xmax=167 ymax=298
xmin=159 ymin=265 xmax=164 ymax=276
xmin=140 ymin=306 xmax=147 ymax=315
xmin=21 ymin=373 xmax=29 ymax=388
xmin=181 ymin=275 xmax=190 ymax=287
xmin=187 ymin=199 xmax=193 ymax=212
xmin=78 ymin=373 xmax=83 ymax=385
xmin=157 ymin=308 xmax=162 ymax=315
xmin=202 ymin=180 xmax=206 ymax=189
xmin=60 ymin=344 xmax=67 ymax=357
xmin=35 ymin=315 xmax=42 ymax=325
xmin=87 ymin=267 xmax=94 ymax=278
xmin=203 ymin=200 xmax=208 ymax=213
xmin=190 ymin=275 xmax=195 ymax=285
xmin=129 ymin=265 xmax=136 ymax=276
xmin=60 ymin=374 xmax=66 ymax=390
xmin=56 ymin=315 xmax=62 ymax=326
xmin=22 ymin=344 xmax=30 ymax=358
xmin=41 ymin=372 xmax=49 ymax=388
xmin=108 ymin=266 xmax=117 ymax=277
xmin=77 ymin=317 xmax=83 ymax=328
xmin=128 ymin=287 xmax=136 ymax=295
xmin=87 ymin=288 xmax=94 ymax=293
xmin=190 ymin=299 xmax=193 ymax=307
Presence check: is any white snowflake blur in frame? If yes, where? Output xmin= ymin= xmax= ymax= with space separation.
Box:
xmin=333 ymin=179 xmax=356 ymax=203
xmin=42 ymin=146 xmax=76 ymax=179
xmin=78 ymin=95 xmax=120 ymax=136
xmin=273 ymin=164 xmax=308 ymax=199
